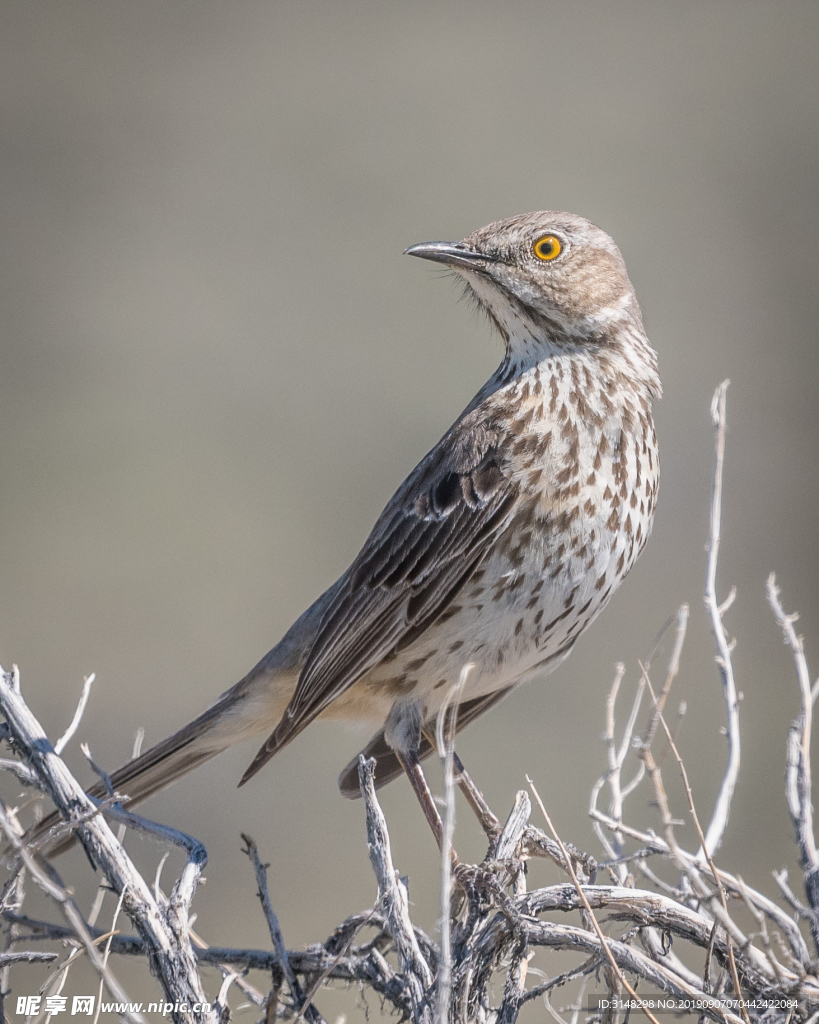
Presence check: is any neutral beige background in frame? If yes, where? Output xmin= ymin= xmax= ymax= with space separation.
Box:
xmin=1 ymin=1 xmax=818 ymax=1016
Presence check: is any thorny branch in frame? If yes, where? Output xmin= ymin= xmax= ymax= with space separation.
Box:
xmin=1 ymin=380 xmax=818 ymax=1023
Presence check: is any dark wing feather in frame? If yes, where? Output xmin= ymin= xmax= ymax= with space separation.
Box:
xmin=239 ymin=413 xmax=520 ymax=784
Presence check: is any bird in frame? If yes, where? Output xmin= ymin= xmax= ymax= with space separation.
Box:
xmin=39 ymin=211 xmax=660 ymax=852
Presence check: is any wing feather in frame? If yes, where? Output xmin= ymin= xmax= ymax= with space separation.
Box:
xmin=239 ymin=412 xmax=521 ymax=784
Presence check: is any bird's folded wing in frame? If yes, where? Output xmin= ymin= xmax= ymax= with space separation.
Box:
xmin=240 ymin=413 xmax=522 ymax=782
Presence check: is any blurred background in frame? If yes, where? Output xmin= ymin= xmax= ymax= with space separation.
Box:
xmin=1 ymin=1 xmax=818 ymax=1016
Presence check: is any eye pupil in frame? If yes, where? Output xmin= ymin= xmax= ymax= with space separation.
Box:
xmin=534 ymin=234 xmax=562 ymax=261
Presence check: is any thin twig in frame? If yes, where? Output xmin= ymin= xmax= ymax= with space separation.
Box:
xmin=434 ymin=663 xmax=470 ymax=1023
xmin=242 ymin=834 xmax=325 ymax=1024
xmin=701 ymin=380 xmax=742 ymax=859
xmin=54 ymin=674 xmax=95 ymax=755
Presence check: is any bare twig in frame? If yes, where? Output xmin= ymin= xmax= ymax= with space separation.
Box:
xmin=242 ymin=833 xmax=325 ymax=1024
xmin=701 ymin=380 xmax=742 ymax=859
xmin=54 ymin=674 xmax=95 ymax=755
xmin=434 ymin=664 xmax=471 ymax=1023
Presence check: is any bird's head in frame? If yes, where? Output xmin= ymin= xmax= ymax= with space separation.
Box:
xmin=405 ymin=211 xmax=642 ymax=353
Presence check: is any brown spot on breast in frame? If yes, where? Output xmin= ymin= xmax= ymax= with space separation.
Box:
xmin=584 ymin=498 xmax=596 ymax=516
xmin=630 ymin=492 xmax=638 ymax=508
xmin=383 ymin=676 xmax=416 ymax=697
xmin=564 ymin=585 xmax=579 ymax=608
xmin=595 ymin=572 xmax=607 ymax=591
xmin=449 ymin=640 xmax=465 ymax=653
xmin=556 ymin=463 xmax=575 ymax=486
xmin=513 ymin=435 xmax=540 ymax=457
xmin=434 ymin=679 xmax=448 ymax=690
xmin=586 ymin=472 xmax=596 ymax=486
xmin=506 ymin=546 xmax=526 ymax=568
xmin=555 ymin=507 xmax=580 ymax=532
xmin=406 ymin=654 xmax=433 ymax=672
xmin=514 ymin=618 xmax=524 ymax=636
xmin=436 ymin=604 xmax=462 ymax=624
xmin=541 ymin=607 xmax=573 ymax=634
xmin=603 ymin=485 xmax=613 ymax=501
xmin=616 ymin=551 xmax=625 ymax=573
xmin=571 ymin=390 xmax=589 ymax=419
xmin=520 ymin=406 xmax=536 ymax=430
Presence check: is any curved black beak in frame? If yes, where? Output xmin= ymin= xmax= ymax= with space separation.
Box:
xmin=403 ymin=241 xmax=497 ymax=268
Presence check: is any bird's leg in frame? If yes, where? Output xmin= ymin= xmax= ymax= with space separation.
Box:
xmin=394 ymin=748 xmax=445 ymax=850
xmin=421 ymin=725 xmax=500 ymax=840
xmin=387 ymin=698 xmax=457 ymax=856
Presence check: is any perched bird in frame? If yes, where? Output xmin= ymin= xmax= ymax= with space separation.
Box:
xmin=41 ymin=211 xmax=660 ymax=849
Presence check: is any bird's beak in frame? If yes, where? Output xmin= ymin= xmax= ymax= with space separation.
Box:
xmin=403 ymin=241 xmax=496 ymax=269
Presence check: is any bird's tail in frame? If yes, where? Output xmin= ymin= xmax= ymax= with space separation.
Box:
xmin=28 ymin=586 xmax=332 ymax=856
xmin=31 ymin=680 xmax=282 ymax=857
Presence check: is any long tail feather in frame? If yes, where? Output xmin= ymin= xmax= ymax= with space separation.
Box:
xmin=32 ymin=686 xmax=272 ymax=856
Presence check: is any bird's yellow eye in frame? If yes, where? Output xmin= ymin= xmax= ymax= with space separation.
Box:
xmin=533 ymin=235 xmax=562 ymax=261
